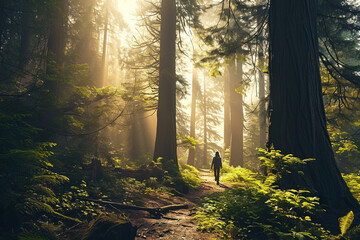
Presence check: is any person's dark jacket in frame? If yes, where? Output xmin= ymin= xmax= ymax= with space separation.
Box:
xmin=211 ymin=156 xmax=222 ymax=169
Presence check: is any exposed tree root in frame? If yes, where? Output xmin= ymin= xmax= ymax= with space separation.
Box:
xmin=78 ymin=197 xmax=188 ymax=218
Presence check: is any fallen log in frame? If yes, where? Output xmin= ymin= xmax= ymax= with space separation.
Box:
xmin=78 ymin=197 xmax=188 ymax=218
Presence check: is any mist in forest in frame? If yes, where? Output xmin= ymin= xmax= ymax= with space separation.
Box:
xmin=94 ymin=0 xmax=269 ymax=170
xmin=2 ymin=0 xmax=360 ymax=239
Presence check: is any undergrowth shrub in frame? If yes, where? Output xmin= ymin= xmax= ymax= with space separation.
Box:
xmin=180 ymin=164 xmax=201 ymax=189
xmin=221 ymin=165 xmax=262 ymax=185
xmin=196 ymin=149 xmax=332 ymax=239
xmin=340 ymin=173 xmax=360 ymax=238
xmin=196 ymin=188 xmax=331 ymax=239
xmin=257 ymin=148 xmax=314 ymax=184
xmin=343 ymin=173 xmax=360 ymax=202
xmin=196 ymin=184 xmax=330 ymax=239
xmin=56 ymin=181 xmax=104 ymax=221
xmin=0 ymin=113 xmax=76 ymax=239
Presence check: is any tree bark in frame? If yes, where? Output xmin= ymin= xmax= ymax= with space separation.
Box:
xmin=153 ymin=0 xmax=178 ymax=173
xmin=229 ymin=57 xmax=244 ymax=167
xmin=258 ymin=67 xmax=266 ymax=148
xmin=224 ymin=67 xmax=231 ymax=153
xmin=268 ymin=0 xmax=360 ymax=230
xmin=46 ymin=0 xmax=68 ymax=96
xmin=203 ymin=71 xmax=208 ymax=167
xmin=256 ymin=0 xmax=267 ymax=149
xmin=47 ymin=0 xmax=68 ymax=66
xmin=75 ymin=0 xmax=97 ymax=75
xmin=187 ymin=67 xmax=198 ymax=166
xmin=100 ymin=0 xmax=109 ymax=87
xmin=18 ymin=1 xmax=32 ymax=71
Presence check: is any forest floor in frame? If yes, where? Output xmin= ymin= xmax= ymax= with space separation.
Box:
xmin=127 ymin=169 xmax=231 ymax=240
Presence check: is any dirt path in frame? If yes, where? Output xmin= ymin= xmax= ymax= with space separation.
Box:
xmin=128 ymin=169 xmax=231 ymax=240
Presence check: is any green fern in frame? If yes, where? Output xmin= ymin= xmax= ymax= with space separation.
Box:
xmin=23 ymin=198 xmax=81 ymax=223
xmin=18 ymin=233 xmax=49 ymax=240
xmin=339 ymin=211 xmax=354 ymax=236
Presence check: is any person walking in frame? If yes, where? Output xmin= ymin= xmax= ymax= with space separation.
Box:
xmin=211 ymin=152 xmax=222 ymax=185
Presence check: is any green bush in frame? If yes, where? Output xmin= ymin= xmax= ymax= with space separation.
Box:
xmin=0 ymin=113 xmax=74 ymax=239
xmin=56 ymin=181 xmax=104 ymax=221
xmin=180 ymin=164 xmax=201 ymax=189
xmin=257 ymin=148 xmax=314 ymax=183
xmin=195 ymin=149 xmax=332 ymax=239
xmin=221 ymin=164 xmax=263 ymax=186
xmin=343 ymin=173 xmax=360 ymax=202
xmin=196 ymin=182 xmax=330 ymax=239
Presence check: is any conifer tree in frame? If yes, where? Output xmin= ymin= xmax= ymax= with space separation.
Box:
xmin=268 ymin=0 xmax=360 ymax=229
xmin=153 ymin=0 xmax=178 ymax=171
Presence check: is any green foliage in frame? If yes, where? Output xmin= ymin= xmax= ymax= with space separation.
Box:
xmin=0 ymin=112 xmax=73 ymax=238
xmin=111 ymin=153 xmax=154 ymax=169
xmin=320 ymin=46 xmax=360 ymax=172
xmin=331 ymin=130 xmax=359 ymax=155
xmin=328 ymin=125 xmax=360 ymax=172
xmin=338 ymin=211 xmax=354 ymax=237
xmin=195 ymin=151 xmax=332 ymax=239
xmin=180 ymin=164 xmax=202 ymax=188
xmin=257 ymin=148 xmax=314 ymax=184
xmin=221 ymin=163 xmax=262 ymax=186
xmin=18 ymin=234 xmax=50 ymax=240
xmin=326 ymin=210 xmax=360 ymax=240
xmin=196 ymin=149 xmax=360 ymax=239
xmin=88 ymin=170 xmax=172 ymax=204
xmin=177 ymin=134 xmax=200 ymax=150
xmin=343 ymin=173 xmax=360 ymax=202
xmin=196 ymin=186 xmax=329 ymax=239
xmin=341 ymin=224 xmax=360 ymax=239
xmin=18 ymin=221 xmax=62 ymax=240
xmin=196 ymin=175 xmax=329 ymax=239
xmin=56 ymin=181 xmax=103 ymax=221
xmin=122 ymin=177 xmax=164 ymax=198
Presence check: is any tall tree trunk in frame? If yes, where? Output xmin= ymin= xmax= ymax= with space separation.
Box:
xmin=224 ymin=67 xmax=231 ymax=154
xmin=100 ymin=0 xmax=109 ymax=87
xmin=229 ymin=57 xmax=244 ymax=167
xmin=187 ymin=67 xmax=198 ymax=166
xmin=237 ymin=59 xmax=244 ymax=166
xmin=18 ymin=1 xmax=32 ymax=71
xmin=47 ymin=0 xmax=68 ymax=66
xmin=42 ymin=0 xmax=68 ymax=141
xmin=256 ymin=0 xmax=267 ymax=149
xmin=258 ymin=66 xmax=266 ymax=148
xmin=153 ymin=0 xmax=178 ymax=173
xmin=268 ymin=0 xmax=359 ymax=230
xmin=203 ymin=71 xmax=208 ymax=167
xmin=46 ymin=0 xmax=68 ymax=95
xmin=76 ymin=0 xmax=97 ymax=83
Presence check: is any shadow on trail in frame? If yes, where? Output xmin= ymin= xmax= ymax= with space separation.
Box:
xmin=130 ymin=168 xmax=221 ymax=239
xmin=130 ymin=168 xmax=229 ymax=239
xmin=218 ymin=183 xmax=229 ymax=188
xmin=198 ymin=169 xmax=231 ymax=189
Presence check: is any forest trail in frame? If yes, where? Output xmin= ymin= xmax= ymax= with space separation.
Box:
xmin=129 ymin=169 xmax=231 ymax=240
